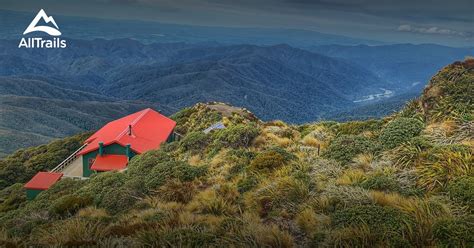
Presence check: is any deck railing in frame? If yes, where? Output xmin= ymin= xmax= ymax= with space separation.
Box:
xmin=62 ymin=175 xmax=89 ymax=180
xmin=50 ymin=143 xmax=88 ymax=173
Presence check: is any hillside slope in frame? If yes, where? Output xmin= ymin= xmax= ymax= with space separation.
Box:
xmin=0 ymin=60 xmax=472 ymax=247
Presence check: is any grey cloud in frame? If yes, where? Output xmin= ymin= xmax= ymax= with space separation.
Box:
xmin=397 ymin=24 xmax=472 ymax=38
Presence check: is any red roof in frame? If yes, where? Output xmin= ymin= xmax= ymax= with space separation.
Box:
xmin=24 ymin=172 xmax=63 ymax=190
xmin=90 ymin=154 xmax=128 ymax=171
xmin=78 ymin=108 xmax=176 ymax=155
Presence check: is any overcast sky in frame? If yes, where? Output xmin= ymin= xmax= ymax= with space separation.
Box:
xmin=1 ymin=0 xmax=473 ymax=46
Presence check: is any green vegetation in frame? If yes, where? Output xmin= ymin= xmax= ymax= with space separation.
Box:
xmin=379 ymin=117 xmax=424 ymax=149
xmin=0 ymin=132 xmax=91 ymax=189
xmin=447 ymin=176 xmax=474 ymax=210
xmin=0 ymin=60 xmax=472 ymax=246
xmin=433 ymin=218 xmax=474 ymax=247
xmin=323 ymin=135 xmax=376 ymax=164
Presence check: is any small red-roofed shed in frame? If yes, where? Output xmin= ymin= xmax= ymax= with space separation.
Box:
xmin=24 ymin=172 xmax=63 ymax=199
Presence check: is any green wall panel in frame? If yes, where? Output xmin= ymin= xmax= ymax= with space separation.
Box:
xmin=26 ymin=189 xmax=43 ymax=200
xmin=82 ymin=143 xmax=136 ymax=177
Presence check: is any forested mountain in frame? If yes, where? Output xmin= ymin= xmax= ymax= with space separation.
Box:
xmin=0 ymin=38 xmax=472 ymax=155
xmin=104 ymin=44 xmax=386 ymax=121
xmin=0 ymin=40 xmax=387 ymax=156
xmin=310 ymin=44 xmax=474 ymax=92
xmin=0 ymin=59 xmax=472 ymax=247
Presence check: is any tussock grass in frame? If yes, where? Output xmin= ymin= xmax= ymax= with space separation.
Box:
xmin=336 ymin=169 xmax=366 ymax=185
xmin=35 ymin=219 xmax=108 ymax=246
xmin=76 ymin=206 xmax=109 ymax=219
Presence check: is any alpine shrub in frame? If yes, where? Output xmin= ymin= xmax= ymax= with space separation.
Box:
xmin=332 ymin=205 xmax=414 ymax=246
xmin=145 ymin=161 xmax=207 ymax=189
xmin=237 ymin=175 xmax=259 ymax=193
xmin=213 ymin=124 xmax=260 ymax=148
xmin=179 ymin=132 xmax=210 ymax=152
xmin=359 ymin=174 xmax=402 ymax=193
xmin=379 ymin=117 xmax=424 ymax=149
xmin=433 ymin=218 xmax=474 ymax=247
xmin=447 ymin=176 xmax=474 ymax=209
xmin=50 ymin=195 xmax=93 ymax=217
xmin=323 ymin=135 xmax=375 ymax=164
xmin=250 ymin=147 xmax=296 ymax=171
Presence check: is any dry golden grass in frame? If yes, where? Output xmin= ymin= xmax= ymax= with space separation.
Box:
xmin=266 ymin=120 xmax=287 ymax=128
xmin=266 ymin=133 xmax=293 ymax=147
xmin=188 ymin=154 xmax=202 ymax=166
xmin=273 ymin=165 xmax=294 ymax=177
xmin=370 ymin=191 xmax=409 ymax=207
xmin=155 ymin=179 xmax=197 ymax=203
xmin=416 ymin=150 xmax=472 ymax=190
xmin=370 ymin=190 xmax=452 ymax=246
xmin=295 ymin=208 xmax=318 ymax=235
xmin=76 ymin=207 xmax=109 ymax=219
xmin=142 ymin=196 xmax=185 ymax=211
xmin=252 ymin=135 xmax=268 ymax=148
xmin=186 ymin=188 xmax=238 ymax=216
xmin=352 ymin=153 xmax=375 ymax=170
xmin=336 ymin=169 xmax=366 ymax=185
xmin=35 ymin=219 xmax=108 ymax=246
xmin=326 ymin=223 xmax=378 ymax=248
xmin=301 ymin=135 xmax=321 ymax=148
xmin=234 ymin=213 xmax=295 ymax=248
xmin=177 ymin=210 xmax=225 ymax=230
xmin=425 ymin=120 xmax=457 ymax=136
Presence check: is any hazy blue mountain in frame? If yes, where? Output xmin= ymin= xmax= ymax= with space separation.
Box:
xmin=105 ymin=44 xmax=387 ymax=122
xmin=324 ymin=92 xmax=419 ymax=121
xmin=309 ymin=44 xmax=473 ymax=92
xmin=1 ymin=36 xmax=471 ymax=155
xmin=0 ymin=73 xmax=174 ymax=156
xmin=0 ymin=9 xmax=383 ymax=46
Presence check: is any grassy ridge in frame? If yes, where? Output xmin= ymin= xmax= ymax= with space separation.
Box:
xmin=0 ymin=60 xmax=472 ymax=247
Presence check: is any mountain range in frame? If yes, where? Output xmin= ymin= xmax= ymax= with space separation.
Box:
xmin=0 ymin=9 xmax=383 ymax=46
xmin=0 ymin=37 xmax=472 ymax=156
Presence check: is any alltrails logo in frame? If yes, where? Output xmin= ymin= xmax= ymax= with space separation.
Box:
xmin=18 ymin=9 xmax=67 ymax=48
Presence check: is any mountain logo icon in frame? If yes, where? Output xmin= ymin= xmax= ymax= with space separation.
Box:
xmin=23 ymin=9 xmax=62 ymax=36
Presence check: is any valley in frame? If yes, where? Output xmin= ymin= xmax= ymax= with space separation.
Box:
xmin=0 ymin=37 xmax=471 ymax=155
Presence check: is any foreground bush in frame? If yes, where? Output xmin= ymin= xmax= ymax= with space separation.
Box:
xmin=433 ymin=218 xmax=474 ymax=247
xmin=447 ymin=176 xmax=474 ymax=210
xmin=145 ymin=161 xmax=207 ymax=190
xmin=331 ymin=205 xmax=414 ymax=246
xmin=179 ymin=131 xmax=210 ymax=152
xmin=379 ymin=117 xmax=424 ymax=149
xmin=213 ymin=124 xmax=260 ymax=148
xmin=250 ymin=147 xmax=296 ymax=171
xmin=324 ymin=135 xmax=376 ymax=164
xmin=359 ymin=174 xmax=402 ymax=193
xmin=50 ymin=195 xmax=93 ymax=217
xmin=416 ymin=144 xmax=472 ymax=190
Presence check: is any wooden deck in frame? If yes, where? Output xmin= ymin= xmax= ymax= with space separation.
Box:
xmin=61 ymin=156 xmax=83 ymax=177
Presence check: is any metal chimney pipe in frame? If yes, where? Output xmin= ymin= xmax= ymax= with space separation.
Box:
xmin=128 ymin=125 xmax=132 ymax=136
